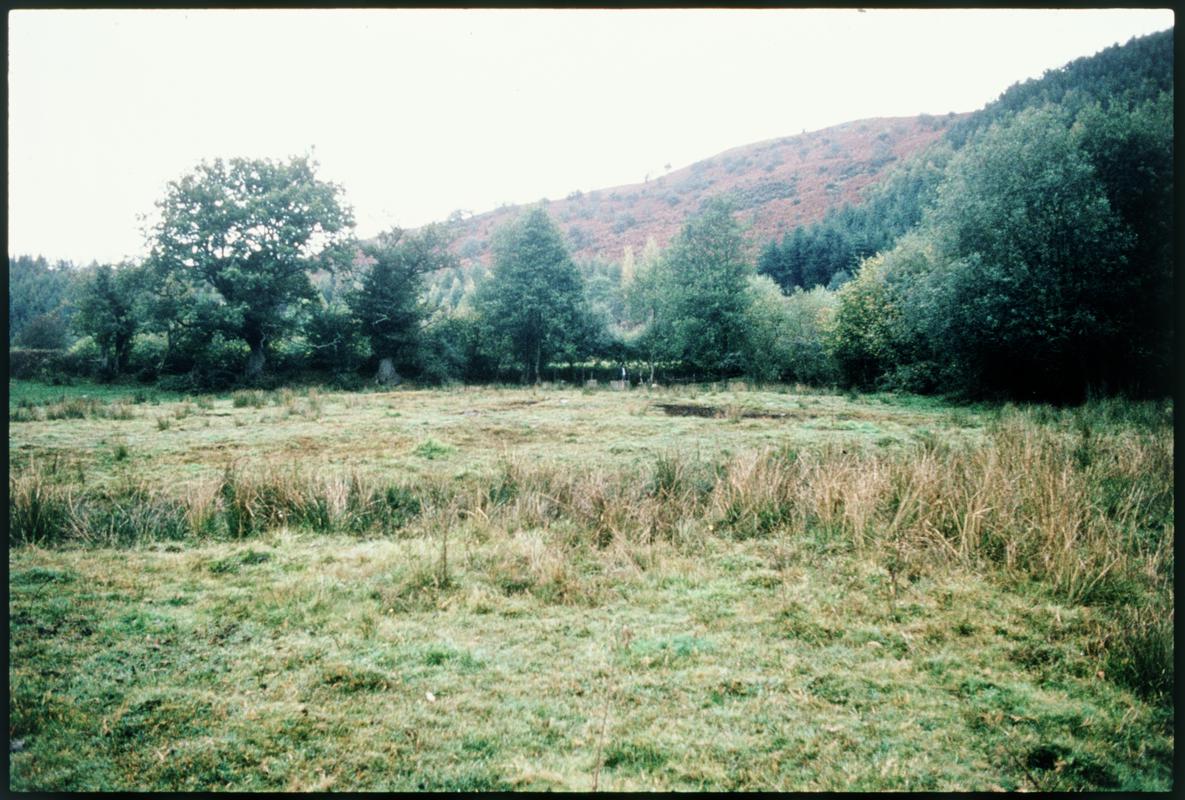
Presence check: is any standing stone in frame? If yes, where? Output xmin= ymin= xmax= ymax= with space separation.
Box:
xmin=376 ymin=357 xmax=402 ymax=386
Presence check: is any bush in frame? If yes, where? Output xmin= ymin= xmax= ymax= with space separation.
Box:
xmin=16 ymin=312 xmax=70 ymax=350
xmin=8 ymin=346 xmax=97 ymax=381
xmin=128 ymin=333 xmax=168 ymax=380
xmin=156 ymin=373 xmax=203 ymax=393
xmin=158 ymin=331 xmax=246 ymax=390
xmin=417 ymin=316 xmax=476 ymax=384
xmin=9 ymin=349 xmax=66 ymax=380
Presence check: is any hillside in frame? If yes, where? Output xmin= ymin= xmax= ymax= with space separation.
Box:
xmin=429 ymin=30 xmax=1172 ymax=299
xmin=444 ymin=113 xmax=965 ymax=268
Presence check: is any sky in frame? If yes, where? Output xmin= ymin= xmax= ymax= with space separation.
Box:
xmin=7 ymin=8 xmax=1175 ymax=265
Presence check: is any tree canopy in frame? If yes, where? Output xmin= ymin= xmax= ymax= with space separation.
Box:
xmin=473 ymin=208 xmax=590 ymax=383
xmin=147 ymin=156 xmax=354 ymax=379
xmin=7 ymin=30 xmax=1171 ymax=400
xmin=350 ymin=224 xmax=456 ymax=383
xmin=72 ymin=263 xmax=144 ymax=376
xmin=659 ymin=199 xmax=753 ymax=377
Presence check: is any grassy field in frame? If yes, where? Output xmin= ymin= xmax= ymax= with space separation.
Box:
xmin=8 ymin=379 xmax=1174 ymax=790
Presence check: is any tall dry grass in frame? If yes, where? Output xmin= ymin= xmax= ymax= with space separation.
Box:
xmin=11 ymin=403 xmax=1171 ymax=594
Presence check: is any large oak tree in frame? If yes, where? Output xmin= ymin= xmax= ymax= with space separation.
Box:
xmin=147 ymin=156 xmax=353 ymax=379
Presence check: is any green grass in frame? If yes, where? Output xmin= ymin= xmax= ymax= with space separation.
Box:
xmin=8 ymin=534 xmax=1171 ymax=791
xmin=8 ymin=379 xmax=992 ymax=494
xmin=9 ymin=378 xmax=185 ymax=409
xmin=8 ymin=380 xmax=1173 ymax=791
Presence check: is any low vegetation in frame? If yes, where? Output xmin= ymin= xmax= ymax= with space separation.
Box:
xmin=8 ymin=380 xmax=1173 ymax=790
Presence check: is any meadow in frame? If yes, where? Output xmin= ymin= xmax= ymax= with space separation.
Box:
xmin=8 ymin=379 xmax=1174 ymax=791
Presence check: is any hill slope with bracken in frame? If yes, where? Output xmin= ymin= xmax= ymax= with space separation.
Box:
xmin=443 ymin=112 xmax=967 ymax=268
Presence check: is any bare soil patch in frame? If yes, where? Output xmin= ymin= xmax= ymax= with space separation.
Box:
xmin=654 ymin=402 xmax=793 ymax=420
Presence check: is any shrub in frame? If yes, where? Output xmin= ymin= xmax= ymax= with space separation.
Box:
xmin=128 ymin=333 xmax=168 ymax=380
xmin=16 ymin=312 xmax=71 ymax=350
xmin=8 ymin=348 xmax=95 ymax=381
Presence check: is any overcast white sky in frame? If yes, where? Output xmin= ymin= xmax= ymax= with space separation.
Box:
xmin=7 ymin=8 xmax=1175 ymax=265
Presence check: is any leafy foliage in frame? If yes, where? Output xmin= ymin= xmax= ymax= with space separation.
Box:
xmin=944 ymin=29 xmax=1172 ymax=148
xmin=303 ymin=302 xmax=366 ymax=374
xmin=825 ymin=29 xmax=1172 ymax=401
xmin=776 ymin=286 xmax=841 ymax=386
xmin=925 ymin=107 xmax=1132 ymax=399
xmin=15 ymin=313 xmax=71 ymax=351
xmin=654 ymin=199 xmax=754 ymax=377
xmin=621 ymin=239 xmax=673 ymax=381
xmin=349 ymin=224 xmax=455 ymax=379
xmin=6 ymin=30 xmax=1172 ymax=400
xmin=146 ymin=156 xmax=354 ymax=380
xmin=9 ymin=256 xmax=79 ymax=347
xmin=738 ymin=276 xmax=795 ymax=383
xmin=834 ymin=84 xmax=1171 ymax=401
xmin=473 ymin=208 xmax=591 ymax=383
xmin=1071 ymin=91 xmax=1174 ymax=395
xmin=831 ymin=253 xmax=902 ymax=389
xmin=757 ymin=143 xmax=955 ymax=294
xmin=72 ymin=263 xmax=145 ymax=376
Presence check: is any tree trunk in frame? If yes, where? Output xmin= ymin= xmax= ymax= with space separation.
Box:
xmin=376 ymin=357 xmax=401 ymax=386
xmin=533 ymin=342 xmax=542 ymax=386
xmin=245 ymin=346 xmax=266 ymax=381
xmin=161 ymin=327 xmax=175 ymax=373
xmin=115 ymin=334 xmax=133 ymax=375
xmin=244 ymin=327 xmax=267 ymax=380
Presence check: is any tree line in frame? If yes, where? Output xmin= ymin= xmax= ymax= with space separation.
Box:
xmin=8 ymin=29 xmax=1172 ymax=402
xmin=758 ymin=28 xmax=1172 ymax=401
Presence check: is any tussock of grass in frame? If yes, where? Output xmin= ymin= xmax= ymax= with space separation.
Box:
xmin=1098 ymin=598 xmax=1174 ymax=700
xmin=218 ymin=466 xmax=426 ymax=539
xmin=10 ymin=395 xmax=138 ymax=422
xmin=413 ymin=438 xmax=454 ymax=460
xmin=231 ymin=389 xmax=267 ymax=408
